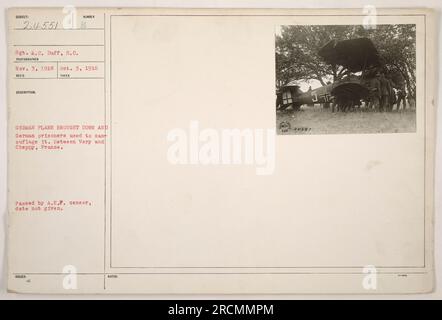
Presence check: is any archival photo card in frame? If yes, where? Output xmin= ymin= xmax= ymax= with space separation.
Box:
xmin=7 ymin=8 xmax=436 ymax=294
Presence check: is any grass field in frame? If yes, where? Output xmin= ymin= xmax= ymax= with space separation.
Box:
xmin=276 ymin=105 xmax=416 ymax=135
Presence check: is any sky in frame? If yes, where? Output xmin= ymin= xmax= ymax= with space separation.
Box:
xmin=298 ymin=79 xmax=323 ymax=92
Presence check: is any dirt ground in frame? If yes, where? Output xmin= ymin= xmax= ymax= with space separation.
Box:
xmin=276 ymin=104 xmax=416 ymax=135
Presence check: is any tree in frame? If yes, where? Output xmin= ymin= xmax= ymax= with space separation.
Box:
xmin=275 ymin=24 xmax=416 ymax=97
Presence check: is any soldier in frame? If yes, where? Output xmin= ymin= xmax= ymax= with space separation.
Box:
xmin=307 ymin=86 xmax=314 ymax=107
xmin=396 ymin=85 xmax=406 ymax=111
xmin=354 ymin=98 xmax=362 ymax=112
xmin=408 ymin=90 xmax=416 ymax=109
xmin=379 ymin=73 xmax=391 ymax=112
xmin=331 ymin=96 xmax=338 ymax=113
xmin=368 ymin=74 xmax=381 ymax=112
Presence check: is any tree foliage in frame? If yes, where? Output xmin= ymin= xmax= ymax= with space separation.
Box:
xmin=275 ymin=24 xmax=416 ymax=96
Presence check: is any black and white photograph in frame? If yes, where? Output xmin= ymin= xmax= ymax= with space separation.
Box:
xmin=275 ymin=24 xmax=417 ymax=135
xmin=2 ymin=4 xmax=439 ymax=300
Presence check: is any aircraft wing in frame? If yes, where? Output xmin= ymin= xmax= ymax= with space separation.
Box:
xmin=331 ymin=80 xmax=370 ymax=100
